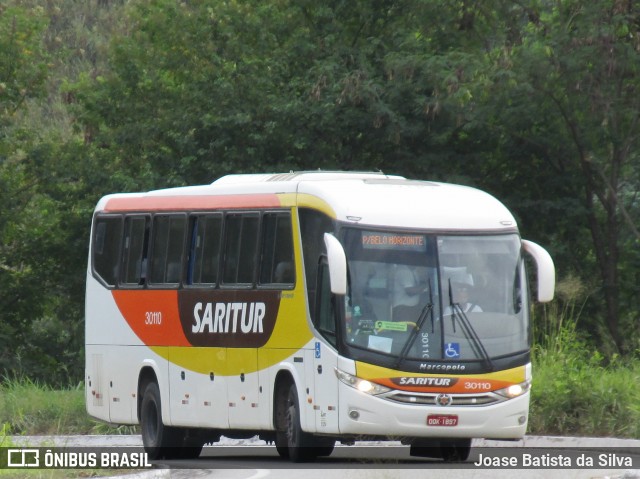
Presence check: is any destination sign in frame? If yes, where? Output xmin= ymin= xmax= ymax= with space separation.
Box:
xmin=361 ymin=232 xmax=427 ymax=252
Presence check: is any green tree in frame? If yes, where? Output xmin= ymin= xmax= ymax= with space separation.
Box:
xmin=55 ymin=0 xmax=640 ymax=368
xmin=0 ymin=5 xmax=48 ymax=118
xmin=0 ymin=4 xmax=52 ymax=378
xmin=479 ymin=1 xmax=640 ymax=351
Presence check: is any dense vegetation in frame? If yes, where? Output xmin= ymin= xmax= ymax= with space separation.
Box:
xmin=1 ymin=0 xmax=640 ymax=386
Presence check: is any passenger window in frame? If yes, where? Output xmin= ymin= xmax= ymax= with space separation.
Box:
xmin=188 ymin=214 xmax=222 ymax=285
xmin=121 ymin=216 xmax=149 ymax=285
xmin=260 ymin=212 xmax=295 ymax=286
xmin=222 ymin=213 xmax=259 ymax=285
xmin=92 ymin=215 xmax=123 ymax=287
xmin=149 ymin=215 xmax=186 ymax=285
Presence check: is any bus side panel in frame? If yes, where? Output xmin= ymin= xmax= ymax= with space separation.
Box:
xmin=86 ymin=274 xmax=144 ymax=424
xmin=85 ymin=276 xmax=142 ymax=347
xmin=85 ymin=346 xmax=109 ymax=422
xmin=227 ymin=348 xmax=261 ymax=429
xmin=196 ymin=369 xmax=229 ymax=429
xmin=168 ymin=347 xmax=229 ymax=428
xmin=307 ymin=339 xmax=340 ymax=434
xmin=106 ymin=345 xmax=137 ymax=424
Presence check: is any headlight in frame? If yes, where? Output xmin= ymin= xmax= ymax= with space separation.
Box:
xmin=495 ymin=380 xmax=531 ymax=398
xmin=335 ymin=369 xmax=391 ymax=396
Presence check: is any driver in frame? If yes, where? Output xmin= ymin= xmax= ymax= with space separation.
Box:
xmin=445 ymin=281 xmax=482 ymax=314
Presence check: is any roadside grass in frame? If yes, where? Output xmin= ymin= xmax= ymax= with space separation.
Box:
xmin=1 ymin=351 xmax=639 ymax=440
xmin=0 ymin=382 xmax=137 ymax=478
xmin=529 ymin=346 xmax=640 ymax=437
xmin=0 ymin=377 xmax=137 ymax=436
xmin=0 ymin=379 xmax=91 ymax=436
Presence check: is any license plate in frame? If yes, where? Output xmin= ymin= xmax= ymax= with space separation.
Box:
xmin=427 ymin=414 xmax=458 ymax=426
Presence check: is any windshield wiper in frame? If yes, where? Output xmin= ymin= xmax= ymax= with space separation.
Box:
xmin=448 ymin=279 xmax=494 ymax=371
xmin=394 ymin=280 xmax=434 ymax=369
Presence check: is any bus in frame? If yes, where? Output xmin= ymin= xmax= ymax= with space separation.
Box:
xmin=85 ymin=171 xmax=555 ymax=462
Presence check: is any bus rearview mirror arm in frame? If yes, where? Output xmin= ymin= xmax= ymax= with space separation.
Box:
xmin=522 ymin=239 xmax=555 ymax=303
xmin=324 ymin=233 xmax=347 ymax=295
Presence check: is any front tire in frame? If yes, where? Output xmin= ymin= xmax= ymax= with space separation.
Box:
xmin=440 ymin=439 xmax=471 ymax=462
xmin=285 ymin=384 xmax=325 ymax=462
xmin=284 ymin=385 xmax=316 ymax=462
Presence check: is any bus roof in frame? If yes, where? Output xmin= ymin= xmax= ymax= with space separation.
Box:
xmin=95 ymin=171 xmax=518 ymax=232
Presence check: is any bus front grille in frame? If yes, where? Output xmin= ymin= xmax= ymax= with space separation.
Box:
xmin=383 ymin=391 xmax=501 ymax=407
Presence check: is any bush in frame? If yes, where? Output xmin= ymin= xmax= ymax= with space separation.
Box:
xmin=529 ymin=276 xmax=640 ymax=438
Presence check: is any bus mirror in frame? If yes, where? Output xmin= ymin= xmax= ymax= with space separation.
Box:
xmin=522 ymin=240 xmax=555 ymax=302
xmin=324 ymin=233 xmax=347 ymax=295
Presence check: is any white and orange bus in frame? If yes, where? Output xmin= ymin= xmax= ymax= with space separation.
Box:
xmin=85 ymin=171 xmax=555 ymax=462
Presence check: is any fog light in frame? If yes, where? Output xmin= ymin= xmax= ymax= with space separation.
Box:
xmin=518 ymin=415 xmax=527 ymax=425
xmin=348 ymin=410 xmax=360 ymax=420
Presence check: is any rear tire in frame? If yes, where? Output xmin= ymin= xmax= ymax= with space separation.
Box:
xmin=140 ymin=382 xmax=169 ymax=460
xmin=140 ymin=382 xmax=203 ymax=460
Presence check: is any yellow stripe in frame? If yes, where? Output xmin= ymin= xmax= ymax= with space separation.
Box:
xmin=355 ymin=361 xmax=527 ymax=383
xmin=276 ymin=193 xmax=297 ymax=208
xmin=296 ymin=193 xmax=337 ymax=218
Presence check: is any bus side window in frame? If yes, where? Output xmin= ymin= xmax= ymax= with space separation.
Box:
xmin=299 ymin=208 xmax=334 ymax=322
xmin=259 ymin=212 xmax=295 ymax=287
xmin=315 ymin=260 xmax=337 ymax=347
xmin=222 ymin=213 xmax=260 ymax=285
xmin=121 ymin=216 xmax=149 ymax=286
xmin=92 ymin=215 xmax=123 ymax=287
xmin=187 ymin=214 xmax=222 ymax=286
xmin=149 ymin=214 xmax=186 ymax=286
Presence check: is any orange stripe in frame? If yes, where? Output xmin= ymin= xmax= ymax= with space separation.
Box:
xmin=375 ymin=377 xmax=514 ymax=394
xmin=112 ymin=290 xmax=190 ymax=346
xmin=104 ymin=194 xmax=281 ymax=212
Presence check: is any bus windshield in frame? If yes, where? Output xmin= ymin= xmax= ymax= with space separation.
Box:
xmin=341 ymin=229 xmax=528 ymax=365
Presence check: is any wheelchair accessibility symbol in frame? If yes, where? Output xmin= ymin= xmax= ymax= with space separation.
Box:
xmin=445 ymin=342 xmax=460 ymax=358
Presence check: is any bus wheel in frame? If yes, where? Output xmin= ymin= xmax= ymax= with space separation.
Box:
xmin=275 ymin=431 xmax=289 ymax=459
xmin=284 ymin=384 xmax=317 ymax=463
xmin=140 ymin=382 xmax=169 ymax=460
xmin=140 ymin=382 xmax=204 ymax=460
xmin=175 ymin=434 xmax=204 ymax=460
xmin=440 ymin=439 xmax=471 ymax=462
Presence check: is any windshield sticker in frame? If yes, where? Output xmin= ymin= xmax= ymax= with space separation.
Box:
xmin=444 ymin=342 xmax=461 ymax=358
xmin=368 ymin=335 xmax=393 ymax=354
xmin=375 ymin=321 xmax=411 ymax=332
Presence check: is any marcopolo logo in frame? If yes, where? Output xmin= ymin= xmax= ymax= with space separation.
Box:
xmin=178 ymin=290 xmax=280 ymax=348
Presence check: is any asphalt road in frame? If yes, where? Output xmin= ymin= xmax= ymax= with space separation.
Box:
xmin=9 ymin=435 xmax=640 ymax=479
